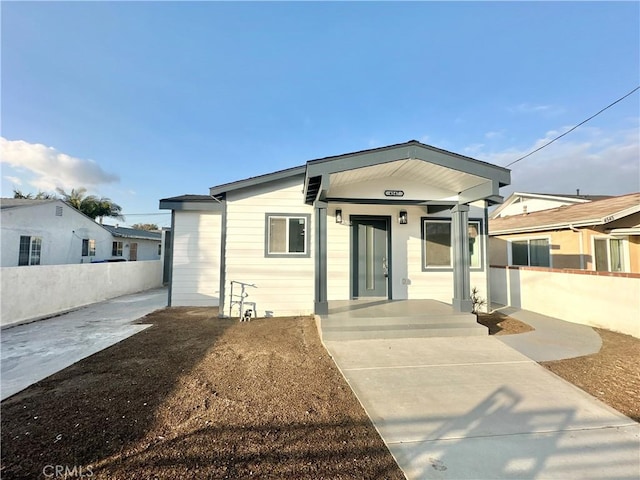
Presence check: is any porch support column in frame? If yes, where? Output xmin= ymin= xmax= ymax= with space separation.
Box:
xmin=314 ymin=201 xmax=328 ymax=315
xmin=451 ymin=203 xmax=473 ymax=312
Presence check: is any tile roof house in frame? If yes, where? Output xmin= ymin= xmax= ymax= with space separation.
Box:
xmin=490 ymin=192 xmax=613 ymax=219
xmin=489 ymin=192 xmax=640 ymax=272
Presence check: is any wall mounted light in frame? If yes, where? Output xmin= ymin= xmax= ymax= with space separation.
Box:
xmin=399 ymin=210 xmax=408 ymax=224
xmin=335 ymin=209 xmax=343 ymax=224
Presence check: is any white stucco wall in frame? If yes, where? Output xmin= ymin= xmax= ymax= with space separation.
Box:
xmin=490 ymin=266 xmax=640 ymax=338
xmin=171 ymin=211 xmax=222 ymax=306
xmin=223 ymin=177 xmax=315 ymax=317
xmin=1 ymin=201 xmax=114 ymax=266
xmin=1 ymin=261 xmax=163 ymax=327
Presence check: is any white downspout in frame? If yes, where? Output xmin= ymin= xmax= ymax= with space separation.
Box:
xmin=569 ymin=225 xmax=584 ymax=269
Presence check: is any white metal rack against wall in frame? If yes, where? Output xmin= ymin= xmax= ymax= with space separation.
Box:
xmin=229 ymin=281 xmax=257 ymax=321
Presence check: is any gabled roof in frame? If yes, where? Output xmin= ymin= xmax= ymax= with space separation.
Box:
xmin=490 ymin=192 xmax=613 ymax=219
xmin=489 ymin=192 xmax=640 ymax=235
xmin=102 ymin=224 xmax=162 ymax=241
xmin=203 ymin=140 xmax=510 ymax=205
xmin=208 ymin=165 xmax=306 ymax=197
xmin=0 ymin=198 xmax=59 ymax=210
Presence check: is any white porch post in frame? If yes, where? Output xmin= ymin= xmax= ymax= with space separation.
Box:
xmin=451 ymin=203 xmax=473 ymax=312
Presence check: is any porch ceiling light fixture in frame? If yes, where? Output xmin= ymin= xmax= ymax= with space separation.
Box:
xmin=399 ymin=210 xmax=408 ymax=224
xmin=335 ymin=209 xmax=343 ymax=224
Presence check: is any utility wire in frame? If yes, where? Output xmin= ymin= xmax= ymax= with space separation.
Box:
xmin=506 ymin=86 xmax=640 ymax=167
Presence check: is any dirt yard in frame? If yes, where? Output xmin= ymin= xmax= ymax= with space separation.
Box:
xmin=477 ymin=311 xmax=639 ymax=422
xmin=3 ymin=309 xmax=638 ymax=479
xmin=1 ymin=308 xmax=404 ymax=479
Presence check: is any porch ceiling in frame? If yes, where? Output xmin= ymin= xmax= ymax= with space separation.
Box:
xmin=328 ymin=159 xmax=486 ymax=194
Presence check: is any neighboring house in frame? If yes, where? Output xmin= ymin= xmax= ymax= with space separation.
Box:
xmin=489 ymin=192 xmax=640 ymax=272
xmin=490 ymin=191 xmax=612 ymax=219
xmin=102 ymin=225 xmax=163 ymax=262
xmin=1 ymin=198 xmax=162 ymax=267
xmin=160 ymin=140 xmax=511 ymax=316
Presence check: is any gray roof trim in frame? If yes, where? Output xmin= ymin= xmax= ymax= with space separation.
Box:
xmin=159 ymin=195 xmax=223 ymax=212
xmin=209 ymin=165 xmax=306 ymax=196
xmin=0 ymin=198 xmax=60 ymax=210
xmin=305 ymin=140 xmax=511 ymax=185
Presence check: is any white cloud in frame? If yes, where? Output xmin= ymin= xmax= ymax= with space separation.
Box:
xmin=4 ymin=175 xmax=22 ymax=186
xmin=509 ymin=103 xmax=565 ymax=116
xmin=0 ymin=138 xmax=119 ymax=192
xmin=475 ymin=127 xmax=640 ymax=196
xmin=485 ymin=130 xmax=504 ymax=140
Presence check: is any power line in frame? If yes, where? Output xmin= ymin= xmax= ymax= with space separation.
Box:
xmin=506 ymin=86 xmax=640 ymax=168
xmin=120 ymin=212 xmax=171 ymax=216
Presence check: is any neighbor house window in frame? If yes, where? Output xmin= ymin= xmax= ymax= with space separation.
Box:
xmin=265 ymin=214 xmax=310 ymax=257
xmin=511 ymin=238 xmax=550 ymax=267
xmin=82 ymin=239 xmax=96 ymax=257
xmin=18 ymin=236 xmax=42 ymax=266
xmin=594 ymin=237 xmax=625 ymax=272
xmin=112 ymin=241 xmax=123 ymax=257
xmin=422 ymin=219 xmax=483 ymax=269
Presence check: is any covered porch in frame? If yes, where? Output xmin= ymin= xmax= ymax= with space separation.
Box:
xmin=319 ymin=299 xmax=487 ymax=341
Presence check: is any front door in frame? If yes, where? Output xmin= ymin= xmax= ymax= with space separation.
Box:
xmin=352 ymin=218 xmax=389 ymax=298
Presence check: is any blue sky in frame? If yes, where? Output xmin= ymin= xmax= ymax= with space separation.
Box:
xmin=2 ymin=1 xmax=639 ymax=228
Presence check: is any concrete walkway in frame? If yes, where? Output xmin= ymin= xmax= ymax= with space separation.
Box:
xmin=324 ymin=335 xmax=639 ymax=479
xmin=1 ymin=288 xmax=167 ymax=401
xmin=493 ymin=307 xmax=603 ymax=362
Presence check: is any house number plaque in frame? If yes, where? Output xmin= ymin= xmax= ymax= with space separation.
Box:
xmin=384 ymin=190 xmax=405 ymax=197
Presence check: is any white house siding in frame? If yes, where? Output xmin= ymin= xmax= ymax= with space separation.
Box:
xmin=223 ymin=177 xmax=315 ymax=317
xmin=117 ymin=238 xmax=161 ymax=261
xmin=326 ymin=203 xmax=488 ymax=306
xmin=1 ymin=201 xmax=113 ymax=267
xmin=171 ymin=211 xmax=222 ymax=306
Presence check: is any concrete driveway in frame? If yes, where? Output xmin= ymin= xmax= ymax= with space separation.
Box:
xmin=324 ymin=336 xmax=639 ymax=479
xmin=1 ymin=288 xmax=167 ymax=401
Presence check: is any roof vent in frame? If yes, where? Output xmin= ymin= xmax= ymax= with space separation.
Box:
xmin=55 ymin=206 xmax=63 ymax=216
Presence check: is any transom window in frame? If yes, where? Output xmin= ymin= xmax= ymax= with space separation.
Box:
xmin=422 ymin=219 xmax=482 ymax=269
xmin=19 ymin=236 xmax=42 ymax=266
xmin=511 ymin=238 xmax=550 ymax=267
xmin=265 ymin=214 xmax=310 ymax=257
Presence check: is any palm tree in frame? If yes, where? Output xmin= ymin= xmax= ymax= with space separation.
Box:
xmin=13 ymin=189 xmax=56 ymax=199
xmin=56 ymin=188 xmax=124 ymax=223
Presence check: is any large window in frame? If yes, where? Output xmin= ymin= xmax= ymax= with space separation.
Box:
xmin=19 ymin=236 xmax=42 ymax=266
xmin=594 ymin=237 xmax=625 ymax=272
xmin=265 ymin=214 xmax=310 ymax=257
xmin=511 ymin=238 xmax=550 ymax=267
xmin=82 ymin=239 xmax=96 ymax=257
xmin=422 ymin=219 xmax=483 ymax=269
xmin=112 ymin=241 xmax=123 ymax=257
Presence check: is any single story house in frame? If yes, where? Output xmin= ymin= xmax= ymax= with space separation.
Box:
xmin=160 ymin=140 xmax=511 ymax=317
xmin=490 ymin=191 xmax=612 ymax=219
xmin=489 ymin=192 xmax=640 ymax=273
xmin=1 ymin=198 xmax=162 ymax=267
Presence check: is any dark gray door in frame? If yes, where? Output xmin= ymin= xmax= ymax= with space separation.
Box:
xmin=353 ymin=218 xmax=388 ymax=297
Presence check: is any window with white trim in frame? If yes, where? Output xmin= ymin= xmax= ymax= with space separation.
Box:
xmin=265 ymin=214 xmax=309 ymax=257
xmin=19 ymin=236 xmax=42 ymax=266
xmin=594 ymin=237 xmax=625 ymax=272
xmin=511 ymin=238 xmax=550 ymax=267
xmin=422 ymin=219 xmax=483 ymax=269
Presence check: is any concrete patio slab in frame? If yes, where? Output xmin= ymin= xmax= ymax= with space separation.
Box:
xmin=1 ymin=288 xmax=167 ymax=400
xmin=324 ymin=336 xmax=639 ymax=479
